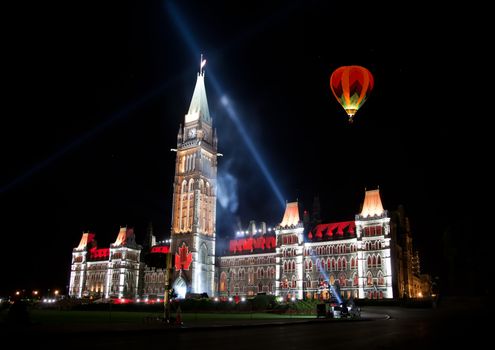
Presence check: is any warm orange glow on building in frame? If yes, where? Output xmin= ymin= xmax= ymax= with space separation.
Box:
xmin=75 ymin=232 xmax=95 ymax=250
xmin=113 ymin=227 xmax=133 ymax=247
xmin=360 ymin=189 xmax=384 ymax=217
xmin=280 ymin=202 xmax=300 ymax=227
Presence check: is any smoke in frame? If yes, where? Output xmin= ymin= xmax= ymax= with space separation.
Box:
xmin=217 ymin=159 xmax=239 ymax=213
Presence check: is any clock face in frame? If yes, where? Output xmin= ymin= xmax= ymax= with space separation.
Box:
xmin=188 ymin=128 xmax=196 ymax=138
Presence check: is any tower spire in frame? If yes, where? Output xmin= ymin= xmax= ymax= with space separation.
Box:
xmin=185 ymin=55 xmax=210 ymax=124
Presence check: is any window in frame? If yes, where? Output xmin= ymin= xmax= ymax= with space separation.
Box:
xmin=377 ymin=255 xmax=382 ymax=267
xmin=218 ymin=272 xmax=227 ymax=292
xmin=353 ymin=273 xmax=358 ymax=286
xmin=367 ymin=271 xmax=373 ymax=286
xmin=248 ymin=269 xmax=254 ymax=285
xmin=378 ymin=271 xmax=385 ymax=286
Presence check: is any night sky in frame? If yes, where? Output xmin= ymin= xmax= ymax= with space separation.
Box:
xmin=1 ymin=1 xmax=488 ymax=296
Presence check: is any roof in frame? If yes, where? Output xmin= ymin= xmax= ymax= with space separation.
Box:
xmin=308 ymin=221 xmax=356 ymax=241
xmin=228 ymin=235 xmax=276 ymax=255
xmin=186 ymin=72 xmax=211 ymax=124
xmin=112 ymin=227 xmax=136 ymax=247
xmin=280 ymin=202 xmax=300 ymax=227
xmin=360 ymin=189 xmax=385 ymax=218
xmin=75 ymin=232 xmax=95 ymax=250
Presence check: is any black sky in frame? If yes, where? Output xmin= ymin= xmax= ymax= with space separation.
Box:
xmin=1 ymin=1 xmax=489 ymax=296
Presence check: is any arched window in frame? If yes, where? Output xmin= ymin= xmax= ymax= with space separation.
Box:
xmin=350 ymin=257 xmax=355 ymax=269
xmin=248 ymin=268 xmax=254 ymax=285
xmin=283 ymin=261 xmax=288 ymax=272
xmin=367 ymin=256 xmax=372 ymax=267
xmin=281 ymin=276 xmax=288 ymax=289
xmin=367 ymin=271 xmax=373 ymax=286
xmin=200 ymin=244 xmax=208 ymax=264
xmin=305 ymin=275 xmax=311 ymax=288
xmin=337 ymin=258 xmax=342 ymax=270
xmin=378 ymin=271 xmax=385 ymax=285
xmin=372 ymin=255 xmax=376 ymax=267
xmin=327 ymin=258 xmax=331 ymax=271
xmin=353 ymin=273 xmax=358 ymax=286
xmin=332 ymin=258 xmax=336 ymax=270
xmin=342 ymin=258 xmax=347 ymax=270
xmin=291 ymin=260 xmax=296 ymax=271
xmin=219 ymin=272 xmax=227 ymax=292
xmin=292 ymin=276 xmax=297 ymax=289
xmin=377 ymin=255 xmax=382 ymax=267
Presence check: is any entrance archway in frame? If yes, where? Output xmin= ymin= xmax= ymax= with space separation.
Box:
xmin=172 ymin=276 xmax=187 ymax=299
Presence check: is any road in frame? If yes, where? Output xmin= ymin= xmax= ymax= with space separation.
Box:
xmin=6 ymin=299 xmax=489 ymax=349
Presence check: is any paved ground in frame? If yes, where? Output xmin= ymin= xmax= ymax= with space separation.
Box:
xmin=3 ymin=297 xmax=490 ymax=349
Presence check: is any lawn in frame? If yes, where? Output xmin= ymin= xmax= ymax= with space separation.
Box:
xmin=24 ymin=309 xmax=314 ymax=325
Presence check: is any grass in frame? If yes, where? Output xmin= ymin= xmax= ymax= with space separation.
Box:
xmin=20 ymin=309 xmax=314 ymax=325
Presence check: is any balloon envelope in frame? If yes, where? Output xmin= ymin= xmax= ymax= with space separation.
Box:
xmin=330 ymin=66 xmax=374 ymax=122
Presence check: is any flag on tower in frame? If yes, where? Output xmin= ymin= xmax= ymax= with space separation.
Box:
xmin=200 ymin=54 xmax=206 ymax=73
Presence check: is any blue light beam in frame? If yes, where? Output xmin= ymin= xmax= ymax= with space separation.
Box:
xmin=1 ymin=78 xmax=180 ymax=194
xmin=166 ymin=1 xmax=286 ymax=208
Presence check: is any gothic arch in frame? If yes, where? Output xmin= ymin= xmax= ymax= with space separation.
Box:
xmin=219 ymin=272 xmax=227 ymax=292
xmin=377 ymin=270 xmax=385 ymax=285
xmin=367 ymin=271 xmax=373 ymax=286
xmin=172 ymin=276 xmax=188 ymax=299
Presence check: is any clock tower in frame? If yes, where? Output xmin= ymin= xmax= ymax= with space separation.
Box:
xmin=170 ymin=58 xmax=218 ymax=297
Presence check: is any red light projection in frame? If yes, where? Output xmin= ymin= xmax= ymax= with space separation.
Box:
xmin=229 ymin=235 xmax=276 ymax=254
xmin=309 ymin=221 xmax=356 ymax=241
xmin=89 ymin=247 xmax=110 ymax=260
xmin=175 ymin=243 xmax=193 ymax=271
xmin=151 ymin=246 xmax=170 ymax=253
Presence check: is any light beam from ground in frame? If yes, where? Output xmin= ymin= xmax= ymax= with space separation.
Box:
xmin=165 ymin=1 xmax=286 ymax=209
xmin=1 ymin=78 xmax=180 ymax=194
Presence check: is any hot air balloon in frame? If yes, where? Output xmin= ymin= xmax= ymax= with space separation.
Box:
xmin=330 ymin=65 xmax=374 ymax=123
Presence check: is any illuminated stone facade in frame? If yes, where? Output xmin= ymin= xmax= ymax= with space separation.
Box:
xmin=218 ymin=191 xmax=393 ymax=300
xmin=169 ymin=68 xmax=218 ymax=298
xmin=69 ymin=65 xmax=428 ymax=301
xmin=218 ymin=191 xmax=428 ymax=300
xmin=69 ymin=227 xmax=141 ymax=299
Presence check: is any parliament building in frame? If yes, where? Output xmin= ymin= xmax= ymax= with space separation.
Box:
xmin=69 ymin=65 xmax=430 ymax=301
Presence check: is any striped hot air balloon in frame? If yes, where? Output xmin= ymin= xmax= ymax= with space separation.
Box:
xmin=330 ymin=65 xmax=374 ymax=123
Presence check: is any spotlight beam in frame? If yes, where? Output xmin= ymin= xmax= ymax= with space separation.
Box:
xmin=1 ymin=75 xmax=182 ymax=194
xmin=166 ymin=1 xmax=286 ymax=208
